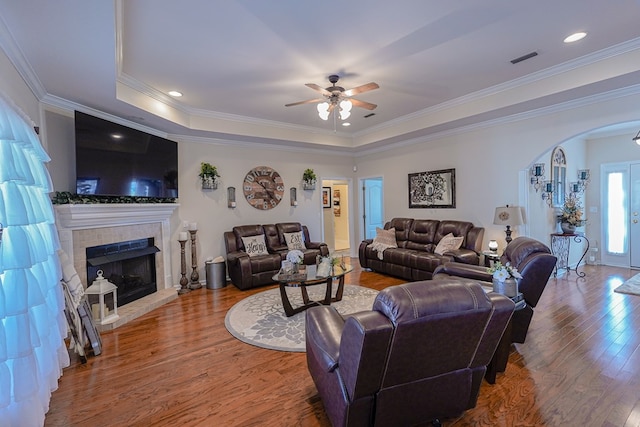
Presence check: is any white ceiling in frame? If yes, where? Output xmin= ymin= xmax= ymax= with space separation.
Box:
xmin=1 ymin=0 xmax=640 ymax=152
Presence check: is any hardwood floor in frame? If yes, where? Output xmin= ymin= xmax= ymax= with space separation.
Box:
xmin=45 ymin=262 xmax=640 ymax=427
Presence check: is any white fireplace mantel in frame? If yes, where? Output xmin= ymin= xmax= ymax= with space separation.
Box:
xmin=54 ymin=203 xmax=180 ymax=295
xmin=55 ymin=203 xmax=179 ymax=229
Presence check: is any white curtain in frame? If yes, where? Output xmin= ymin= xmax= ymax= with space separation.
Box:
xmin=0 ymin=95 xmax=69 ymax=426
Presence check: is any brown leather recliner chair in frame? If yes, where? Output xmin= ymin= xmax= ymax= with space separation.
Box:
xmin=305 ymin=280 xmax=515 ymax=427
xmin=433 ymin=236 xmax=557 ymax=343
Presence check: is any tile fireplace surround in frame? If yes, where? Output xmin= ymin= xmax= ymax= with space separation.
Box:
xmin=54 ymin=203 xmax=179 ymax=330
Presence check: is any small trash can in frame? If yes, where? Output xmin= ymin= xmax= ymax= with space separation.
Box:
xmin=205 ymin=258 xmax=227 ymax=289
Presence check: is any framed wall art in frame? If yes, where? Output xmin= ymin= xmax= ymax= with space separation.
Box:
xmin=322 ymin=187 xmax=331 ymax=208
xmin=408 ymin=168 xmax=456 ymax=208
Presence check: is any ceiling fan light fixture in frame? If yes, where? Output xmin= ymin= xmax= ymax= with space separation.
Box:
xmin=633 ymin=130 xmax=640 ymax=145
xmin=317 ymin=102 xmax=330 ymax=120
xmin=340 ymin=99 xmax=352 ymax=112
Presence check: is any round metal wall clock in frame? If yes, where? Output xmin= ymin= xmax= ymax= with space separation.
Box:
xmin=243 ymin=166 xmax=285 ymax=210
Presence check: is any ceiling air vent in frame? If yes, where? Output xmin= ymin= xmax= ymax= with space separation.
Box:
xmin=510 ymin=51 xmax=538 ymax=65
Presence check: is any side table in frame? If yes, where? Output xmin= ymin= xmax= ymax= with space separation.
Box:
xmin=485 ymin=294 xmax=526 ymax=384
xmin=482 ymin=251 xmax=501 ymax=268
xmin=550 ymin=233 xmax=589 ymax=278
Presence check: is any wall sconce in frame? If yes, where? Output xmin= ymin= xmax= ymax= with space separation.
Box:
xmin=569 ymin=181 xmax=582 ymax=197
xmin=633 ymin=130 xmax=640 ymax=145
xmin=541 ymin=180 xmax=554 ymax=206
xmin=488 ymin=239 xmax=498 ymax=253
xmin=578 ymin=169 xmax=590 ymax=191
xmin=227 ymin=186 xmax=236 ymax=208
xmin=530 ymin=163 xmax=545 ymax=192
xmin=290 ymin=187 xmax=297 ymax=206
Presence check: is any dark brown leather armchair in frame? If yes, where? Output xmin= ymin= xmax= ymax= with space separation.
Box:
xmin=433 ymin=236 xmax=557 ymax=343
xmin=305 ymin=280 xmax=515 ymax=426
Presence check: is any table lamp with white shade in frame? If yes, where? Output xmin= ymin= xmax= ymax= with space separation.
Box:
xmin=493 ymin=205 xmax=524 ymax=244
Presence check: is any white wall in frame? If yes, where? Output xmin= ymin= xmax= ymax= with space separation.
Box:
xmin=4 ymin=45 xmax=640 ymax=286
xmin=355 ymin=92 xmax=640 ymax=255
xmin=0 ymin=48 xmax=40 ymax=134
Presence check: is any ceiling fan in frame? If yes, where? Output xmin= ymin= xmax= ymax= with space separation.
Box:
xmin=285 ymin=74 xmax=379 ymax=120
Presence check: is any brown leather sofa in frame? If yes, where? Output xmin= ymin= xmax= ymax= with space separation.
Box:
xmin=433 ymin=236 xmax=557 ymax=343
xmin=224 ymin=222 xmax=329 ymax=290
xmin=305 ymin=279 xmax=515 ymax=426
xmin=358 ymin=217 xmax=484 ymax=281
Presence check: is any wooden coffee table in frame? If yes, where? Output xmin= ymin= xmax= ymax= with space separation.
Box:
xmin=273 ymin=263 xmax=353 ymax=317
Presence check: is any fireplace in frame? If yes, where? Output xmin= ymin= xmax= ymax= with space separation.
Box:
xmin=86 ymin=238 xmax=160 ymax=307
xmin=54 ymin=203 xmax=179 ymax=330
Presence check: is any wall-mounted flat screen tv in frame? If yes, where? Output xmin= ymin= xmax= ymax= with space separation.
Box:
xmin=75 ymin=111 xmax=178 ymax=198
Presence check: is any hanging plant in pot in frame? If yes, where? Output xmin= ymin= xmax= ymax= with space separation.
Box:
xmin=302 ymin=168 xmax=316 ymax=190
xmin=558 ymin=194 xmax=586 ymax=234
xmin=199 ymin=162 xmax=220 ymax=190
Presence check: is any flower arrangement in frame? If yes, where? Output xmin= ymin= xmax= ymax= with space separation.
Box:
xmin=558 ymin=194 xmax=586 ymax=227
xmin=488 ymin=261 xmax=522 ymax=282
xmin=286 ymin=249 xmax=304 ymax=264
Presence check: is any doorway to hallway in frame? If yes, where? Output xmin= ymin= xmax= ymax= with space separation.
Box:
xmin=322 ymin=179 xmax=351 ymax=254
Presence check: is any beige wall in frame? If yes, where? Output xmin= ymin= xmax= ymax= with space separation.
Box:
xmin=3 ymin=46 xmax=640 ymax=285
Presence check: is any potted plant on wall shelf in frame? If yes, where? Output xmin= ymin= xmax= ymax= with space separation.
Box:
xmin=302 ymin=168 xmax=317 ymax=190
xmin=199 ymin=162 xmax=220 ymax=190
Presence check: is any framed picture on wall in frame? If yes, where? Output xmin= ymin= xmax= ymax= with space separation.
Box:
xmin=408 ymin=168 xmax=456 ymax=208
xmin=322 ymin=187 xmax=331 ymax=208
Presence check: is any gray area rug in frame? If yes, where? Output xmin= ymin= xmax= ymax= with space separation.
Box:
xmin=224 ymin=285 xmax=379 ymax=352
xmin=614 ymin=274 xmax=640 ymax=296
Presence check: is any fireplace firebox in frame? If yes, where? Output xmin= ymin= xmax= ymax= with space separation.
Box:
xmin=86 ymin=238 xmax=160 ymax=307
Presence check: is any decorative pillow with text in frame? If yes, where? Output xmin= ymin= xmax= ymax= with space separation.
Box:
xmin=434 ymin=233 xmax=464 ymax=255
xmin=241 ymin=234 xmax=269 ymax=257
xmin=284 ymin=231 xmax=306 ymax=250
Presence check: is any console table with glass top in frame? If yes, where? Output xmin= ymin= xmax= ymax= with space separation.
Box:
xmin=550 ymin=233 xmax=589 ymax=278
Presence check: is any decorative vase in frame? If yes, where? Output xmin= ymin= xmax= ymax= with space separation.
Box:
xmin=493 ymin=277 xmax=518 ymax=297
xmin=561 ymin=222 xmax=576 ymax=234
xmin=302 ymin=180 xmax=316 ymax=190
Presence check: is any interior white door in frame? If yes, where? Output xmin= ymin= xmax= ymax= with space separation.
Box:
xmin=363 ymin=177 xmax=383 ymax=239
xmin=630 ymin=163 xmax=640 ymax=267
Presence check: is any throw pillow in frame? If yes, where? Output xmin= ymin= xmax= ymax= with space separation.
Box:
xmin=283 ymin=231 xmax=306 ymax=250
xmin=434 ymin=233 xmax=464 ymax=255
xmin=241 ymin=235 xmax=269 ymax=257
xmin=373 ymin=227 xmax=398 ymax=248
xmin=369 ymin=227 xmax=398 ymax=260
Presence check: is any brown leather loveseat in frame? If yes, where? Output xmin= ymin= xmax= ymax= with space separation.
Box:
xmin=224 ymin=222 xmax=329 ymax=290
xmin=305 ymin=279 xmax=515 ymax=426
xmin=358 ymin=217 xmax=484 ymax=281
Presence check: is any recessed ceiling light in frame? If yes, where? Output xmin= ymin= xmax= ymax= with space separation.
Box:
xmin=168 ymin=90 xmax=183 ymax=97
xmin=564 ymin=32 xmax=587 ymax=43
xmin=342 ymin=122 xmax=351 ymax=126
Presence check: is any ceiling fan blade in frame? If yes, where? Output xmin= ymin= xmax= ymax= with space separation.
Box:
xmin=305 ymin=83 xmax=332 ymax=96
xmin=285 ymin=98 xmax=324 ymax=107
xmin=350 ymin=98 xmax=377 ymax=110
xmin=343 ymin=82 xmax=379 ymax=97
